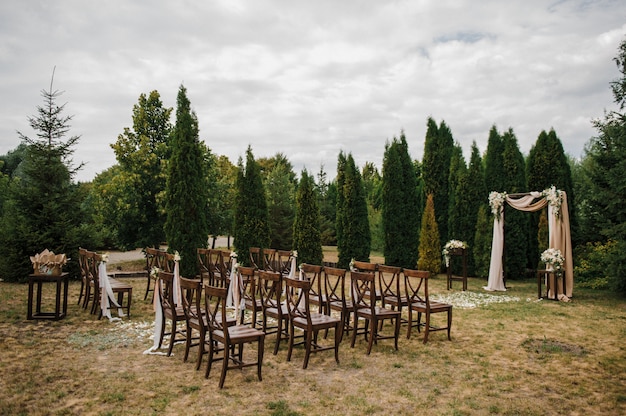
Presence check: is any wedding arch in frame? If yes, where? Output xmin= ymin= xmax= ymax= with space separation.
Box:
xmin=484 ymin=187 xmax=573 ymax=301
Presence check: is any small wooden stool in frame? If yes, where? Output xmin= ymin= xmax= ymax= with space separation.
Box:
xmin=27 ymin=272 xmax=69 ymax=320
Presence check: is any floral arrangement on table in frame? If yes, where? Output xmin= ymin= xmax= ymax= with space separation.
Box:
xmin=540 ymin=248 xmax=565 ymax=276
xmin=542 ymin=186 xmax=563 ymax=218
xmin=442 ymin=240 xmax=468 ymax=267
xmin=489 ymin=191 xmax=507 ymax=220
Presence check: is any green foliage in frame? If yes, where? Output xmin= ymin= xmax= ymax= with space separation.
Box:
xmin=574 ymin=241 xmax=615 ymax=289
xmin=465 ymin=142 xmax=487 ymax=275
xmin=417 ymin=194 xmax=441 ymax=273
xmin=422 ymin=118 xmax=454 ymax=245
xmin=106 ymin=90 xmax=172 ymax=249
xmin=336 ymin=152 xmax=370 ymax=268
xmin=484 ymin=125 xmax=506 ymax=193
xmin=0 ymin=74 xmax=86 ymax=281
xmin=233 ymin=146 xmax=270 ymax=266
xmin=362 ymin=161 xmax=383 ymax=252
xmin=265 ymin=160 xmax=296 ymax=250
xmin=292 ymin=169 xmax=323 ymax=265
xmin=164 ymin=85 xmax=211 ymax=278
xmin=537 ymin=209 xmax=549 ymax=255
xmin=473 ymin=205 xmax=492 ymax=278
xmin=501 ymin=129 xmax=528 ymax=279
xmin=382 ymin=132 xmax=420 ymax=268
xmin=211 ymin=155 xmax=237 ymax=243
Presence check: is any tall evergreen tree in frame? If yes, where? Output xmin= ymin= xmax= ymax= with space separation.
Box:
xmin=233 ymin=146 xmax=271 ymax=266
xmin=265 ymin=162 xmax=296 ymax=250
xmin=484 ymin=125 xmax=506 ymax=193
xmin=422 ymin=117 xmax=454 ymax=246
xmin=465 ymin=142 xmax=487 ymax=275
xmin=335 ymin=151 xmax=347 ymax=259
xmin=362 ymin=161 xmax=383 ymax=251
xmin=0 ymin=72 xmax=85 ymax=281
xmin=501 ymin=129 xmax=528 ymax=279
xmin=336 ymin=153 xmax=370 ymax=268
xmin=417 ymin=193 xmax=441 ymax=274
xmin=585 ymin=36 xmax=626 ymax=292
xmin=382 ymin=133 xmax=420 ymax=268
xmin=164 ymin=85 xmax=210 ymax=278
xmin=316 ymin=165 xmax=337 ymax=245
xmin=109 ymin=91 xmax=172 ymax=249
xmin=292 ymin=169 xmax=323 ymax=265
xmin=473 ymin=204 xmax=492 ymax=278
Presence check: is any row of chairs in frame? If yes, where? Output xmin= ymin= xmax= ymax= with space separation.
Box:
xmin=77 ymin=248 xmax=132 ymax=319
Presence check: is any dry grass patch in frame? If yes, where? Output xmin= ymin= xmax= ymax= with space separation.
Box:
xmin=1 ymin=251 xmax=625 ymax=415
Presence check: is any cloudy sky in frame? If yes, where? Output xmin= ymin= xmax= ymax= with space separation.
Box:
xmin=1 ymin=0 xmax=625 ymax=182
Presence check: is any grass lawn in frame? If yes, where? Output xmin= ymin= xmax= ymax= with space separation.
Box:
xmin=0 ymin=248 xmax=625 ymax=415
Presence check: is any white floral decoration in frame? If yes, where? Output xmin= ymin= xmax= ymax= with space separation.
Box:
xmin=150 ymin=266 xmax=160 ymax=277
xmin=100 ymin=253 xmax=109 ymax=263
xmin=540 ymin=248 xmax=565 ymax=274
xmin=442 ymin=240 xmax=467 ymax=267
xmin=349 ymin=258 xmax=356 ymax=272
xmin=489 ymin=191 xmax=507 ymax=220
xmin=173 ymin=251 xmax=181 ymax=261
xmin=230 ymin=251 xmax=238 ymax=258
xmin=292 ymin=250 xmax=298 ymax=258
xmin=542 ymin=186 xmax=563 ymax=218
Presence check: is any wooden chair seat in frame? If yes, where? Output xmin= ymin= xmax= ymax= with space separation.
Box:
xmin=404 ymin=268 xmax=452 ymax=343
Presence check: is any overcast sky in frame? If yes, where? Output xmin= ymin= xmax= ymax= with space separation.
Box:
xmin=1 ymin=0 xmax=625 ymax=183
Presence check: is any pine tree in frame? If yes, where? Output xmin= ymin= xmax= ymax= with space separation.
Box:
xmin=233 ymin=146 xmax=271 ymax=266
xmin=265 ymin=162 xmax=296 ymax=250
xmin=164 ymin=85 xmax=211 ymax=278
xmin=382 ymin=132 xmax=420 ymax=268
xmin=484 ymin=125 xmax=506 ymax=193
xmin=292 ymin=169 xmax=323 ymax=265
xmin=417 ymin=193 xmax=441 ymax=273
xmin=0 ymin=72 xmax=85 ymax=281
xmin=337 ymin=153 xmax=370 ymax=268
xmin=465 ymin=142 xmax=487 ymax=275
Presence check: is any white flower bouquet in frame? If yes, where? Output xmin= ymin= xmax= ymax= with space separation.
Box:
xmin=542 ymin=186 xmax=563 ymax=217
xmin=540 ymin=248 xmax=565 ymax=274
xmin=489 ymin=191 xmax=507 ymax=220
xmin=442 ymin=240 xmax=467 ymax=267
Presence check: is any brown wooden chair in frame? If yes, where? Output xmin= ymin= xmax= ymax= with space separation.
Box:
xmin=157 ymin=270 xmax=186 ymax=356
xmin=258 ymin=269 xmax=290 ymax=355
xmin=404 ymin=268 xmax=452 ymax=343
xmin=350 ymin=271 xmax=401 ymax=354
xmin=378 ymin=264 xmax=407 ymax=326
xmin=203 ymin=284 xmax=265 ymax=389
xmin=196 ymin=248 xmax=212 ymax=283
xmin=77 ymin=248 xmax=89 ymax=306
xmin=144 ymin=247 xmax=161 ymax=300
xmin=240 ymin=266 xmax=262 ymax=327
xmin=85 ymin=251 xmax=132 ymax=319
xmin=300 ymin=263 xmax=326 ymax=315
xmin=324 ymin=266 xmax=352 ymax=342
xmin=275 ymin=250 xmax=294 ymax=276
xmin=446 ymin=247 xmax=468 ymax=291
xmin=262 ymin=248 xmax=277 ymax=272
xmin=249 ymin=247 xmax=262 ymax=269
xmin=351 ymin=260 xmax=381 ymax=303
xmin=179 ymin=276 xmax=206 ymax=369
xmin=284 ymin=276 xmax=341 ymax=369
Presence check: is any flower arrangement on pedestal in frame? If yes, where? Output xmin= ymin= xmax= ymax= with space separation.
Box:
xmin=442 ymin=240 xmax=468 ymax=267
xmin=540 ymin=248 xmax=565 ymax=276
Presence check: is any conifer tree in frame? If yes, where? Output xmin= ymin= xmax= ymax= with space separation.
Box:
xmin=164 ymin=85 xmax=210 ymax=278
xmin=0 ymin=72 xmax=85 ymax=281
xmin=473 ymin=205 xmax=492 ymax=278
xmin=417 ymin=193 xmax=441 ymax=273
xmin=422 ymin=117 xmax=454 ymax=245
xmin=465 ymin=142 xmax=487 ymax=275
xmin=337 ymin=153 xmax=370 ymax=268
xmin=292 ymin=169 xmax=323 ymax=265
xmin=265 ymin=162 xmax=296 ymax=249
xmin=382 ymin=133 xmax=420 ymax=268
xmin=233 ymin=146 xmax=270 ymax=266
xmin=484 ymin=125 xmax=506 ymax=193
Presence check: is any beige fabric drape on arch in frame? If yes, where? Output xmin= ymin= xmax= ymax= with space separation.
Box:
xmin=484 ymin=191 xmax=573 ymax=300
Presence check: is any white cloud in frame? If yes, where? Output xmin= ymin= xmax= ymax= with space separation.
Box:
xmin=1 ymin=0 xmax=624 ymax=182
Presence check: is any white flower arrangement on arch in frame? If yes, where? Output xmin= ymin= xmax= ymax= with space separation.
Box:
xmin=488 ymin=191 xmax=507 ymax=220
xmin=542 ymin=186 xmax=563 ymax=218
xmin=442 ymin=240 xmax=468 ymax=267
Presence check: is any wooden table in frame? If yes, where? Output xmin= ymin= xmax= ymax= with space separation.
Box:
xmin=27 ymin=272 xmax=69 ymax=320
xmin=536 ymin=269 xmax=565 ymax=301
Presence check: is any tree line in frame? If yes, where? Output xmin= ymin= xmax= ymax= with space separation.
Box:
xmin=1 ymin=38 xmax=625 ymax=294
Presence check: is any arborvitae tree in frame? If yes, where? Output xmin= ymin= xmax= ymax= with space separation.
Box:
xmin=465 ymin=142 xmax=487 ymax=275
xmin=292 ymin=169 xmax=323 ymax=265
xmin=526 ymin=129 xmax=576 ymax=265
xmin=335 ymin=151 xmax=347 ymax=258
xmin=316 ymin=165 xmax=337 ymax=245
xmin=362 ymin=161 xmax=383 ymax=251
xmin=501 ymin=129 xmax=528 ymax=279
xmin=164 ymin=85 xmax=211 ymax=278
xmin=417 ymin=193 xmax=441 ymax=273
xmin=0 ymin=72 xmax=85 ymax=281
xmin=109 ymin=91 xmax=172 ymax=249
xmin=537 ymin=208 xmax=549 ymax=256
xmin=484 ymin=125 xmax=506 ymax=193
xmin=473 ymin=204 xmax=492 ymax=278
xmin=337 ymin=153 xmax=370 ymax=268
xmin=447 ymin=144 xmax=467 ymax=241
xmin=382 ymin=132 xmax=420 ymax=268
xmin=211 ymin=155 xmax=237 ymax=248
xmin=265 ymin=162 xmax=296 ymax=250
xmin=422 ymin=117 xmax=454 ymax=246
xmin=585 ymin=36 xmax=626 ymax=293
xmin=233 ymin=146 xmax=271 ymax=266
